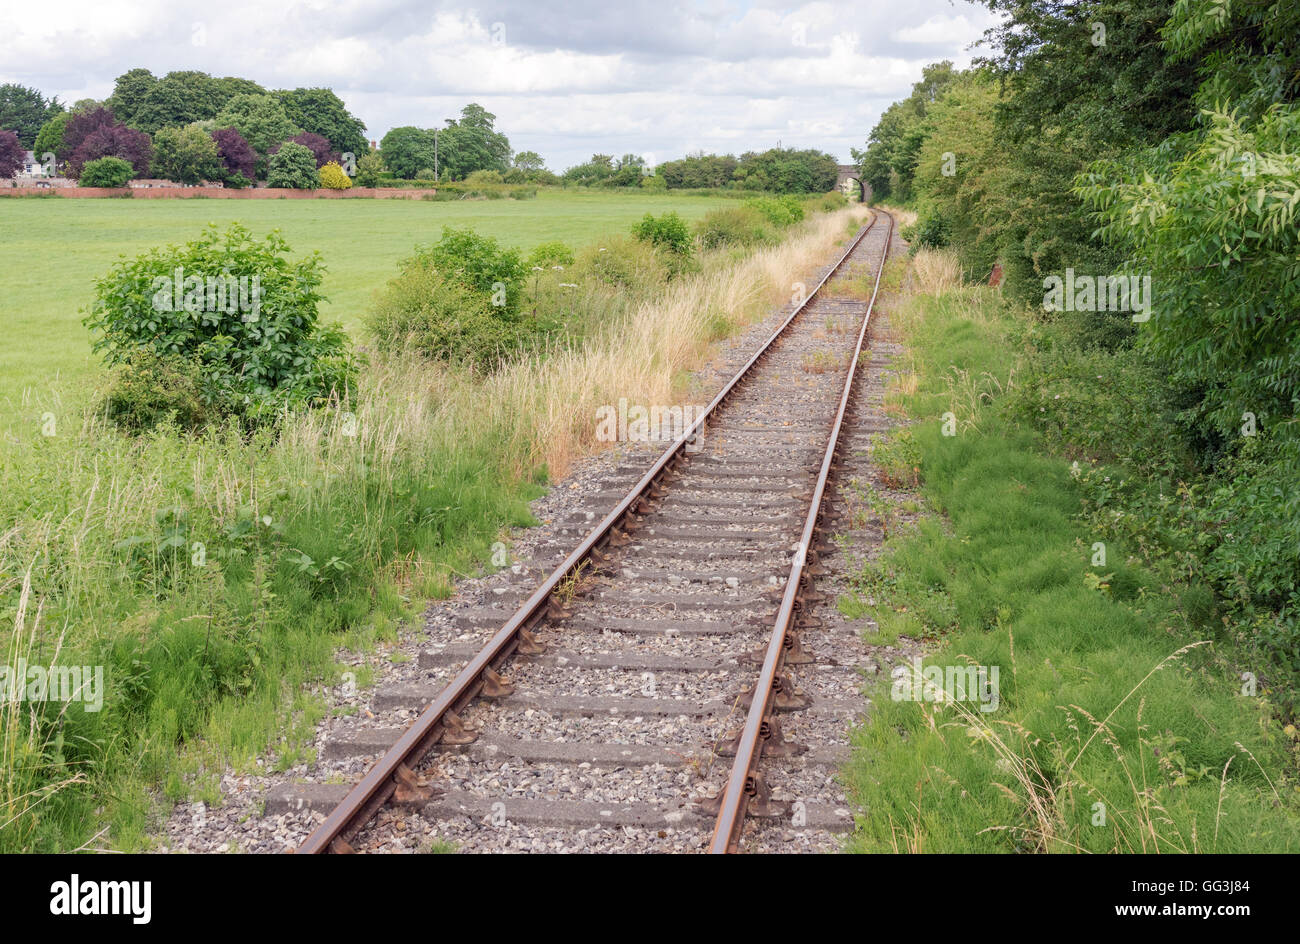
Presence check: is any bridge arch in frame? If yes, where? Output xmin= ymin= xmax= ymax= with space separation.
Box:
xmin=835 ymin=165 xmax=871 ymax=203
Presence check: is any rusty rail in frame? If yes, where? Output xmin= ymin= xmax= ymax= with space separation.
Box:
xmin=297 ymin=210 xmax=882 ymax=853
xmin=708 ymin=209 xmax=894 ymax=853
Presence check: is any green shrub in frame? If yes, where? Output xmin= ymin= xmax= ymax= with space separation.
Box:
xmin=267 ymin=141 xmax=318 ymax=189
xmin=571 ymin=235 xmax=667 ymax=290
xmin=631 ymin=211 xmax=693 ymax=255
xmin=353 ymin=150 xmax=383 ymax=187
xmin=79 ymin=156 xmax=133 ymax=188
xmin=365 ymin=263 xmax=533 ymax=372
xmin=100 ymin=350 xmax=210 ymax=431
xmin=909 ymin=214 xmax=951 ymax=252
xmin=464 ymin=169 xmax=504 ymax=185
xmin=694 ymin=206 xmax=774 ymax=250
xmin=525 ymin=241 xmax=576 ymax=268
xmin=85 ymin=223 xmax=358 ymax=426
xmin=744 ymin=194 xmax=805 ymax=227
xmin=411 ymin=227 xmax=527 ymax=318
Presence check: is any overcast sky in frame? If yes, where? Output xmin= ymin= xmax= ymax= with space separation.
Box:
xmin=3 ymin=0 xmax=999 ymax=169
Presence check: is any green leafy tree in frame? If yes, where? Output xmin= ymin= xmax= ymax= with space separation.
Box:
xmin=379 ymin=126 xmax=437 ymax=179
xmin=152 ymin=124 xmax=223 ymax=184
xmin=353 ymin=149 xmax=384 ymax=187
xmin=130 ymin=71 xmax=225 ymax=133
xmin=214 ymin=93 xmax=301 ymax=169
xmin=512 ymin=150 xmax=545 ymax=172
xmin=33 ymin=111 xmax=70 ymax=165
xmin=436 ymin=103 xmax=511 ymax=179
xmin=0 ymin=83 xmax=62 ymax=149
xmin=105 ymin=68 xmax=158 ymax=126
xmin=266 ymin=140 xmax=318 ymax=188
xmin=277 ymin=87 xmax=367 ymax=158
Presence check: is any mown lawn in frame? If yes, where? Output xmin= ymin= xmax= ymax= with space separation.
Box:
xmin=0 ymin=190 xmax=732 ymax=406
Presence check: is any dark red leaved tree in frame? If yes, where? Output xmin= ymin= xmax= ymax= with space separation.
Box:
xmin=60 ymin=106 xmax=117 ymax=162
xmin=68 ymin=124 xmax=153 ymax=179
xmin=212 ymin=126 xmax=256 ymax=179
xmin=0 ymin=129 xmax=24 ymax=178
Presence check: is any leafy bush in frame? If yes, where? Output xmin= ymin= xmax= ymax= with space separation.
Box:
xmin=410 ymin=227 xmax=526 ymax=318
xmin=464 ymin=169 xmax=504 ymax=185
xmin=365 ymin=262 xmax=533 ymax=372
xmin=318 ymin=160 xmax=352 ymax=189
xmin=908 ymin=214 xmax=951 ymax=252
xmin=84 ymin=224 xmax=357 ymax=426
xmin=525 ymin=241 xmax=575 ymax=268
xmin=694 ymin=206 xmax=774 ymax=250
xmin=353 ymin=150 xmax=383 ymax=187
xmin=743 ymin=195 xmax=805 ymax=227
xmin=632 ymin=211 xmax=693 ymax=255
xmin=100 ymin=349 xmax=209 ymax=431
xmin=266 ymin=140 xmax=318 ymax=188
xmin=79 ymin=156 xmax=134 ymax=187
xmin=571 ymin=235 xmax=667 ymax=290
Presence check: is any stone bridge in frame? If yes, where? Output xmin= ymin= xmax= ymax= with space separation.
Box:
xmin=835 ymin=164 xmax=871 ymax=203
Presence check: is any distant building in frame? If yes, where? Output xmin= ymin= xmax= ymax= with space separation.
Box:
xmin=20 ymin=151 xmax=49 ymax=177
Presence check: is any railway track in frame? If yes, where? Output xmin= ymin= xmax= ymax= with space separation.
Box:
xmin=282 ymin=208 xmax=895 ymax=853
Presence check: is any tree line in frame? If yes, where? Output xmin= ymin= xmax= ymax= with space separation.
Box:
xmin=855 ymin=0 xmax=1300 ymax=710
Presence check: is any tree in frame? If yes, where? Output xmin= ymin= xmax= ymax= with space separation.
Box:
xmin=105 ymin=69 xmax=158 ymax=127
xmin=267 ymin=140 xmax=318 ymax=188
xmin=437 ymin=104 xmax=511 ymax=179
xmin=152 ymin=125 xmax=223 ymax=183
xmin=214 ymin=94 xmax=300 ymax=159
xmin=79 ymin=156 xmax=134 ymax=187
xmin=512 ymin=150 xmax=545 ymax=172
xmin=562 ymin=153 xmax=617 ymax=186
xmin=211 ymin=127 xmax=257 ymax=181
xmin=277 ymin=87 xmax=367 ymax=158
xmin=68 ymin=123 xmax=153 ymax=178
xmin=379 ymin=126 xmax=437 ymax=179
xmin=0 ymin=83 xmax=62 ymax=149
xmin=271 ymin=131 xmax=335 ymax=168
xmin=0 ymin=130 xmax=24 ymax=178
xmin=33 ymin=112 xmax=69 ymax=165
xmin=62 ymin=107 xmax=118 ymax=161
xmin=131 ymin=72 xmax=224 ymax=133
xmin=353 ymin=149 xmax=384 ymax=187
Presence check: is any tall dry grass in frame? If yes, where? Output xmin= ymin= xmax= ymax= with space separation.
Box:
xmin=910 ymin=248 xmax=962 ymax=296
xmin=413 ymin=206 xmax=871 ymax=477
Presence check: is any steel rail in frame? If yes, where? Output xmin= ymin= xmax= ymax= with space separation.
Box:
xmin=297 ymin=210 xmax=881 ymax=854
xmin=708 ymin=209 xmax=894 ymax=854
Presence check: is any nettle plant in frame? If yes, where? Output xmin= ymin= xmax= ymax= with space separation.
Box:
xmin=85 ymin=223 xmax=358 ymax=428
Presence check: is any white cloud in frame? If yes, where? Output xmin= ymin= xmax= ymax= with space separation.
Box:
xmin=0 ymin=0 xmax=998 ymax=168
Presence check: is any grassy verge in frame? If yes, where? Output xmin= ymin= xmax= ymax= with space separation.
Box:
xmin=840 ymin=254 xmax=1299 ymax=853
xmin=0 ymin=204 xmax=867 ymax=852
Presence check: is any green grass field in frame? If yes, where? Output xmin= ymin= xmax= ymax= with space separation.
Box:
xmin=0 ymin=191 xmax=732 ymax=406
